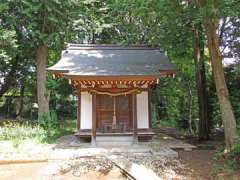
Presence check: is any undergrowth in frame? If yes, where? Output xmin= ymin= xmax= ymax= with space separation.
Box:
xmin=211 ymin=143 xmax=240 ymax=178
xmin=0 ymin=118 xmax=76 ymax=147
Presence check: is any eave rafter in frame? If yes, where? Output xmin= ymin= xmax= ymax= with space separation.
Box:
xmin=70 ymin=78 xmax=158 ymax=91
xmin=52 ymin=73 xmax=63 ymax=79
xmin=51 ymin=72 xmax=168 ymax=95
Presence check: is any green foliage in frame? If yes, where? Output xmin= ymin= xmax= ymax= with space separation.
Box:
xmin=225 ymin=65 xmax=240 ymax=126
xmin=0 ymin=29 xmax=18 ymax=62
xmin=158 ymin=119 xmax=177 ymax=128
xmin=152 ymin=55 xmax=200 ymax=133
xmin=71 ymin=0 xmax=114 ymax=43
xmin=38 ymin=113 xmax=50 ymax=130
xmin=50 ymin=110 xmax=57 ymax=129
xmin=37 ymin=111 xmax=76 ymax=143
xmin=38 ymin=110 xmax=57 ymax=130
xmin=211 ymin=144 xmax=240 ymax=177
xmin=21 ymin=0 xmax=76 ymax=45
xmin=232 ymin=143 xmax=240 ymax=156
xmin=208 ymin=64 xmax=240 ymax=128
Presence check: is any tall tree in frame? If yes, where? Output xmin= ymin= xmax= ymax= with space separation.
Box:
xmin=197 ymin=0 xmax=238 ymax=151
xmin=21 ymin=0 xmax=76 ymax=118
xmin=193 ymin=24 xmax=210 ymax=140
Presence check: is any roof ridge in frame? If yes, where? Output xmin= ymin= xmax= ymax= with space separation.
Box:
xmin=66 ymin=43 xmax=159 ymax=50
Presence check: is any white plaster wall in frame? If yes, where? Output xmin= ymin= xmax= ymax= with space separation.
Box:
xmin=137 ymin=91 xmax=149 ymax=128
xmin=80 ymin=92 xmax=92 ymax=129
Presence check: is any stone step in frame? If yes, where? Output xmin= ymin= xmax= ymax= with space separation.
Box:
xmin=96 ymin=136 xmax=134 ymax=146
xmin=96 ymin=141 xmax=133 ymax=146
xmin=96 ymin=136 xmax=134 ymax=142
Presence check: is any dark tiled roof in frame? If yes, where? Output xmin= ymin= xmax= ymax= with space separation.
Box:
xmin=47 ymin=44 xmax=175 ymax=76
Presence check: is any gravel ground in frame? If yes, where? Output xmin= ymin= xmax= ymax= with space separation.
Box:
xmin=112 ymin=153 xmax=193 ymax=179
xmin=57 ymin=154 xmax=191 ymax=179
xmin=59 ymin=156 xmax=114 ymax=176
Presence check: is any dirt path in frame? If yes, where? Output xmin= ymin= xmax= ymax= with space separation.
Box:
xmin=178 ymin=150 xmax=215 ymax=179
xmin=0 ymin=162 xmax=51 ymax=180
xmin=0 ymin=162 xmax=127 ymax=180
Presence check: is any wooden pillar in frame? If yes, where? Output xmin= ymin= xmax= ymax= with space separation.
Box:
xmin=91 ymin=93 xmax=97 ymax=146
xmin=77 ymin=90 xmax=81 ymax=130
xmin=132 ymin=93 xmax=138 ymax=143
xmin=112 ymin=96 xmax=117 ymax=129
xmin=148 ymin=90 xmax=152 ymax=129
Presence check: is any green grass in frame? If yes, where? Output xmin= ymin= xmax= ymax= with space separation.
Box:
xmin=0 ymin=121 xmax=47 ymax=141
xmin=0 ymin=119 xmax=76 ymax=147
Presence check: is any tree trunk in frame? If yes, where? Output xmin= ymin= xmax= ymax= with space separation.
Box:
xmin=16 ymin=81 xmax=25 ymax=120
xmin=204 ymin=19 xmax=238 ymax=152
xmin=193 ymin=27 xmax=210 ymax=140
xmin=187 ymin=82 xmax=193 ymax=134
xmin=37 ymin=44 xmax=49 ymax=119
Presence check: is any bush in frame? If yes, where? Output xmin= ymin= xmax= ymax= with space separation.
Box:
xmin=38 ymin=110 xmax=57 ymax=130
xmin=232 ymin=143 xmax=240 ymax=156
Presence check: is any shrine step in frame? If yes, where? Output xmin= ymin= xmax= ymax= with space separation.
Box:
xmin=96 ymin=135 xmax=134 ymax=146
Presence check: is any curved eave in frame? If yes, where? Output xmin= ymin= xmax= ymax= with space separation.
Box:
xmin=47 ymin=69 xmax=69 ymax=73
xmin=60 ymin=69 xmax=176 ymax=79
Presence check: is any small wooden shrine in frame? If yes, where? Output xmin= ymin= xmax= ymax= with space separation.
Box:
xmin=48 ymin=44 xmax=175 ymax=145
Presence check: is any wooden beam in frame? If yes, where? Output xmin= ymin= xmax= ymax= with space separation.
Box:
xmin=148 ymin=90 xmax=152 ymax=129
xmin=132 ymin=94 xmax=138 ymax=143
xmin=92 ymin=82 xmax=96 ymax=87
xmin=80 ymin=86 xmax=149 ymax=92
xmin=91 ymin=93 xmax=97 ymax=146
xmin=77 ymin=91 xmax=81 ymax=130
xmin=150 ymin=80 xmax=155 ymax=85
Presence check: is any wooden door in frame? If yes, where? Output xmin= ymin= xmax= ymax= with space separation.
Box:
xmin=96 ymin=94 xmax=132 ymax=132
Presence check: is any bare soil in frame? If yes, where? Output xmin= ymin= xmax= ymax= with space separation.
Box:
xmin=178 ymin=149 xmax=215 ymax=179
xmin=156 ymin=127 xmax=240 ymax=180
xmin=0 ymin=162 xmax=127 ymax=180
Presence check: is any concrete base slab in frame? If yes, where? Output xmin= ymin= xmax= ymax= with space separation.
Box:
xmin=96 ymin=136 xmax=134 ymax=147
xmin=96 ymin=141 xmax=133 ymax=146
xmin=109 ymin=147 xmax=152 ymax=154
